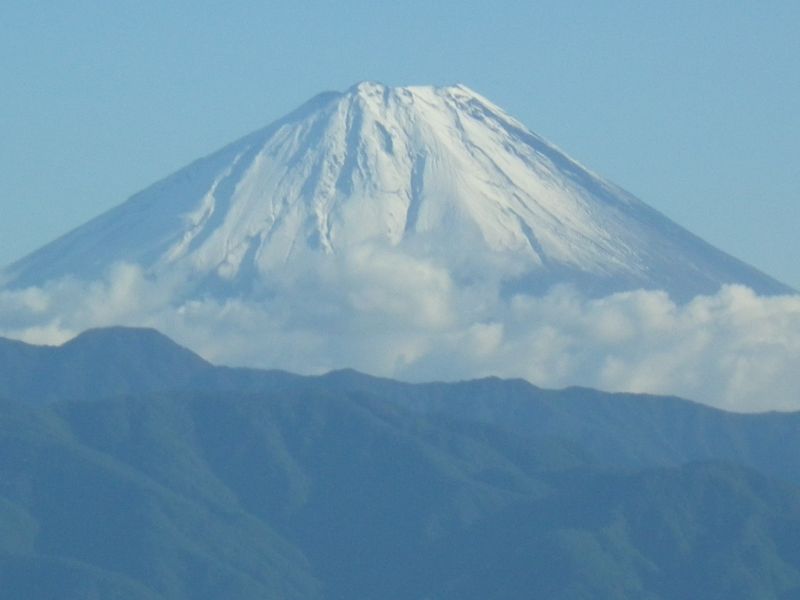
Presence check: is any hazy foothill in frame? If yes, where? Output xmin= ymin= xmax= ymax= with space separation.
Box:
xmin=2 ymin=327 xmax=800 ymax=599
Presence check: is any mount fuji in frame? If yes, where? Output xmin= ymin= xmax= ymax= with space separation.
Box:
xmin=1 ymin=82 xmax=791 ymax=300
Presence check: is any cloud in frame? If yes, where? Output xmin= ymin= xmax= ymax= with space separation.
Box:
xmin=1 ymin=254 xmax=799 ymax=413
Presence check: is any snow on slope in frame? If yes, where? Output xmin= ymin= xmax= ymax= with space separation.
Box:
xmin=2 ymin=82 xmax=791 ymax=299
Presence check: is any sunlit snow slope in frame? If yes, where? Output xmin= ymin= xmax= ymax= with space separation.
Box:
xmin=2 ymin=82 xmax=791 ymax=299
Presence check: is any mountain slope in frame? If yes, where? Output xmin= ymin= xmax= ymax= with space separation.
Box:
xmin=2 ymin=83 xmax=790 ymax=299
xmin=3 ymin=328 xmax=800 ymax=597
xmin=3 ymin=390 xmax=800 ymax=599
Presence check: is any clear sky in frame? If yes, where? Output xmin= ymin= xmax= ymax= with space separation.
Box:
xmin=1 ymin=1 xmax=798 ymax=287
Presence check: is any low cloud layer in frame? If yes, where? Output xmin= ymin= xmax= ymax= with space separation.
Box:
xmin=2 ymin=254 xmax=799 ymax=413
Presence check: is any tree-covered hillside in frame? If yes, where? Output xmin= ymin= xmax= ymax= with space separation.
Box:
xmin=2 ymin=328 xmax=800 ymax=599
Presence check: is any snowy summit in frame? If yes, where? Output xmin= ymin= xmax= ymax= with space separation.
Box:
xmin=2 ymin=82 xmax=791 ymax=299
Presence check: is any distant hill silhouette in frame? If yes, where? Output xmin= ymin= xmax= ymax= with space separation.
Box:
xmin=2 ymin=327 xmax=800 ymax=598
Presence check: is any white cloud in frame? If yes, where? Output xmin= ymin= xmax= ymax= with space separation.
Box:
xmin=1 ymin=256 xmax=800 ymax=413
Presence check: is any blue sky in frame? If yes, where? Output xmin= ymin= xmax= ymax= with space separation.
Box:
xmin=1 ymin=1 xmax=798 ymax=287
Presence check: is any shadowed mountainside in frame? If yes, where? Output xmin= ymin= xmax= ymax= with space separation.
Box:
xmin=2 ymin=328 xmax=800 ymax=598
xmin=3 ymin=327 xmax=800 ymax=483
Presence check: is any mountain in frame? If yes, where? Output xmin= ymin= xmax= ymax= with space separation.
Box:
xmin=4 ymin=327 xmax=800 ymax=485
xmin=8 ymin=392 xmax=800 ymax=600
xmin=3 ymin=329 xmax=800 ymax=598
xmin=1 ymin=82 xmax=790 ymax=299
xmin=0 ymin=327 xmax=214 ymax=405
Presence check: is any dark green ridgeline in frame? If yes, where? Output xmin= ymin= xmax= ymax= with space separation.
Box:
xmin=1 ymin=327 xmax=800 ymax=600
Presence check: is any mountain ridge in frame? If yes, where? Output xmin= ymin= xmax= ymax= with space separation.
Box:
xmin=4 ymin=326 xmax=800 ymax=486
xmin=3 ymin=326 xmax=800 ymax=597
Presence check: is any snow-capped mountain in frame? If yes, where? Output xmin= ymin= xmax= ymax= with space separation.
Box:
xmin=1 ymin=82 xmax=791 ymax=299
